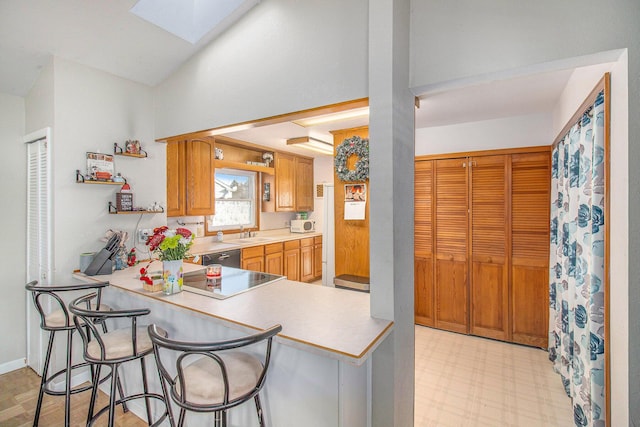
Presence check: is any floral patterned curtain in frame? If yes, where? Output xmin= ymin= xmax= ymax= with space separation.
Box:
xmin=549 ymin=90 xmax=606 ymax=427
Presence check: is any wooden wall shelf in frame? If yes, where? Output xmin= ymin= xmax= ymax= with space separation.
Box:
xmin=114 ymin=142 xmax=148 ymax=158
xmin=214 ymin=159 xmax=275 ymax=175
xmin=114 ymin=152 xmax=147 ymax=158
xmin=108 ymin=202 xmax=163 ymax=214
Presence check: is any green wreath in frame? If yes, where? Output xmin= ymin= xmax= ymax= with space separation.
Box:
xmin=334 ymin=136 xmax=369 ymax=182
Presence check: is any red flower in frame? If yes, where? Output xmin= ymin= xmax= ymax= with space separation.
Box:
xmin=153 ymin=226 xmax=168 ymax=235
xmin=140 ymin=267 xmax=147 ymax=276
xmin=141 ymin=276 xmax=152 ymax=285
xmin=176 ymin=228 xmax=192 ymax=239
xmin=147 ymin=233 xmax=165 ymax=251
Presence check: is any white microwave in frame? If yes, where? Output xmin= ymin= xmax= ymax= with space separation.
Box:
xmin=290 ymin=219 xmax=315 ymax=233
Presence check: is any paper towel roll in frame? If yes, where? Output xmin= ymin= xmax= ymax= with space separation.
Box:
xmin=79 ymin=252 xmax=95 ymax=273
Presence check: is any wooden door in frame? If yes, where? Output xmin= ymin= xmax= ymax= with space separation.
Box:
xmin=511 ymin=151 xmax=550 ymax=347
xmin=414 ymin=160 xmax=434 ymax=326
xmin=275 ymin=152 xmax=296 ymax=211
xmin=166 ymin=141 xmax=186 ymax=217
xmin=332 ymin=127 xmax=369 ymax=279
xmin=434 ymin=158 xmax=469 ymax=334
xmin=313 ymin=236 xmax=323 ymax=279
xmin=469 ymin=155 xmax=510 ymax=341
xmin=295 ymin=157 xmax=314 ymax=211
xmin=300 ymin=239 xmax=314 ymax=282
xmin=186 ymin=138 xmax=215 ymax=216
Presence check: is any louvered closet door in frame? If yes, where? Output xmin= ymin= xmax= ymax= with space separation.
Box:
xmin=414 ymin=160 xmax=434 ymax=326
xmin=434 ymin=158 xmax=469 ymax=333
xmin=511 ymin=152 xmax=550 ymax=347
xmin=470 ymin=155 xmax=510 ymax=341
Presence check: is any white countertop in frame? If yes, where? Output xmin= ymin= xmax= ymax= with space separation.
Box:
xmin=78 ymin=261 xmax=392 ymax=365
xmin=189 ymin=229 xmax=323 ymax=255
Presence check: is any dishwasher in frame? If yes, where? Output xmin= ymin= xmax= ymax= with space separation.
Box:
xmin=201 ymin=249 xmax=241 ymax=268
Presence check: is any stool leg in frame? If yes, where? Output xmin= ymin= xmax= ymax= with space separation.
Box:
xmin=87 ymin=364 xmax=101 ymax=426
xmin=64 ymin=329 xmax=73 ymax=427
xmin=255 ymin=394 xmax=265 ymax=427
xmin=100 ymin=321 xmax=129 ymax=413
xmin=108 ymin=364 xmax=119 ymax=427
xmin=33 ymin=330 xmax=55 ymax=427
xmin=140 ymin=356 xmax=153 ymax=424
xmin=178 ymin=408 xmax=186 ymax=426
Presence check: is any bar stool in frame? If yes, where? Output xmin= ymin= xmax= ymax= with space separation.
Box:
xmin=25 ymin=280 xmax=124 ymax=427
xmin=148 ymin=323 xmax=282 ymax=427
xmin=69 ymin=292 xmax=170 ymax=427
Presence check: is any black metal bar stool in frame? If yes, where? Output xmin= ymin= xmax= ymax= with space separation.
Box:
xmin=69 ymin=292 xmax=170 ymax=427
xmin=25 ymin=280 xmax=125 ymax=427
xmin=148 ymin=323 xmax=282 ymax=427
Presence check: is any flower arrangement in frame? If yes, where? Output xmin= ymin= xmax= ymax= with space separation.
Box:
xmin=146 ymin=226 xmax=194 ymax=261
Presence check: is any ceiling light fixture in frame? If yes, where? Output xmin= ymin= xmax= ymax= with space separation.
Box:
xmin=292 ymin=107 xmax=370 ymax=127
xmin=286 ymin=137 xmax=334 ymax=155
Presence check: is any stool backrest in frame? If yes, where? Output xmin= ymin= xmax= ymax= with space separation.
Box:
xmin=148 ymin=324 xmax=282 ymax=412
xmin=25 ymin=280 xmax=109 ymax=330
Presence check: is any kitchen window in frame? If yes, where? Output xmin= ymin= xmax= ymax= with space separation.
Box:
xmin=206 ymin=168 xmax=257 ymax=231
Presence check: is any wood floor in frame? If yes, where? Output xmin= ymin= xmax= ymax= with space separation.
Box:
xmin=0 ymin=367 xmax=147 ymax=427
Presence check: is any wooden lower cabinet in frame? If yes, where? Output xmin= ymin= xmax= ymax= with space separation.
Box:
xmin=242 ymin=246 xmax=264 ymax=272
xmin=300 ymin=238 xmax=315 ymax=282
xmin=264 ymin=243 xmax=284 ymax=276
xmin=283 ymin=240 xmax=300 ymax=281
xmin=414 ymin=148 xmax=550 ymax=347
xmin=313 ymin=236 xmax=323 ymax=279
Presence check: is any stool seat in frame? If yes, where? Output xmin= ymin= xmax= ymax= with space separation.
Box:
xmin=45 ymin=303 xmax=113 ymax=329
xmin=176 ymin=351 xmax=263 ymax=405
xmin=86 ymin=325 xmax=164 ymax=360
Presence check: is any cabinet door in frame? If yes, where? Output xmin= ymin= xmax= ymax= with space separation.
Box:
xmin=414 ymin=160 xmax=434 ymax=327
xmin=166 ymin=141 xmax=186 ymax=217
xmin=300 ymin=244 xmax=314 ymax=282
xmin=265 ymin=251 xmax=283 ymax=275
xmin=511 ymin=152 xmax=550 ymax=348
xmin=242 ymin=256 xmax=264 ymax=272
xmin=284 ymin=249 xmax=300 ymax=281
xmin=434 ymin=158 xmax=469 ymax=334
xmin=295 ymin=157 xmax=314 ymax=211
xmin=470 ymin=155 xmax=509 ymax=341
xmin=186 ymin=139 xmax=215 ymax=216
xmin=275 ymin=153 xmax=296 ymax=211
xmin=313 ymin=237 xmax=323 ymax=279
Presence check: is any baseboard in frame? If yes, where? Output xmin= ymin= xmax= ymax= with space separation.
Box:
xmin=0 ymin=358 xmax=27 ymax=375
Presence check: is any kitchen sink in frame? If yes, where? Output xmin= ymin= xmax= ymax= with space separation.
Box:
xmin=234 ymin=237 xmax=274 ymax=243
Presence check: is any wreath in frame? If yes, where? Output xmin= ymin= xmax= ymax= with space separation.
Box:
xmin=334 ymin=136 xmax=369 ymax=182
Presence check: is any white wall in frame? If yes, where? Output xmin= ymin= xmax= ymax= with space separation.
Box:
xmin=410 ymin=1 xmax=640 ymax=423
xmin=51 ymin=58 xmax=165 ymax=278
xmin=0 ymin=93 xmax=26 ymax=370
xmin=415 ymin=113 xmax=552 ymax=156
xmin=154 ymin=0 xmax=369 ymax=139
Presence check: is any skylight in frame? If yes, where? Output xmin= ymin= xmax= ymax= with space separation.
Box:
xmin=130 ymin=0 xmax=259 ymax=44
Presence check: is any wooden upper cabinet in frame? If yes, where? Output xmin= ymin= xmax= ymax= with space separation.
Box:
xmin=166 ymin=138 xmax=215 ymax=217
xmin=275 ymin=152 xmax=296 ymax=211
xmin=186 ymin=139 xmax=215 ymax=216
xmin=469 ymin=155 xmax=509 ymax=341
xmin=295 ymin=157 xmax=314 ymax=211
xmin=166 ymin=141 xmax=186 ymax=217
xmin=414 ymin=160 xmax=434 ymax=327
xmin=274 ymin=152 xmax=314 ymax=212
xmin=434 ymin=158 xmax=469 ymax=334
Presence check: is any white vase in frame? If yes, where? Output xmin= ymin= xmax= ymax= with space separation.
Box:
xmin=162 ymin=259 xmax=184 ymax=295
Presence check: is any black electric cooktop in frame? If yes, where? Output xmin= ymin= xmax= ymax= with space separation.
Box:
xmin=182 ymin=266 xmax=284 ymax=299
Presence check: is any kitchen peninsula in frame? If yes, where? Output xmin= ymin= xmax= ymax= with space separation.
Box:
xmin=78 ymin=261 xmax=392 ymax=426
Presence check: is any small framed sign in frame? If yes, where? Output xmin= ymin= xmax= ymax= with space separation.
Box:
xmin=116 ymin=192 xmax=133 ymax=211
xmin=86 ymin=152 xmax=114 ymax=181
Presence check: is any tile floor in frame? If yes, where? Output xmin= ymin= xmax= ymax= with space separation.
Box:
xmin=414 ymin=325 xmax=573 ymax=426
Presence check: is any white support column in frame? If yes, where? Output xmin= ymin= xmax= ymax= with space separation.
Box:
xmin=368 ymin=0 xmax=414 ymax=426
